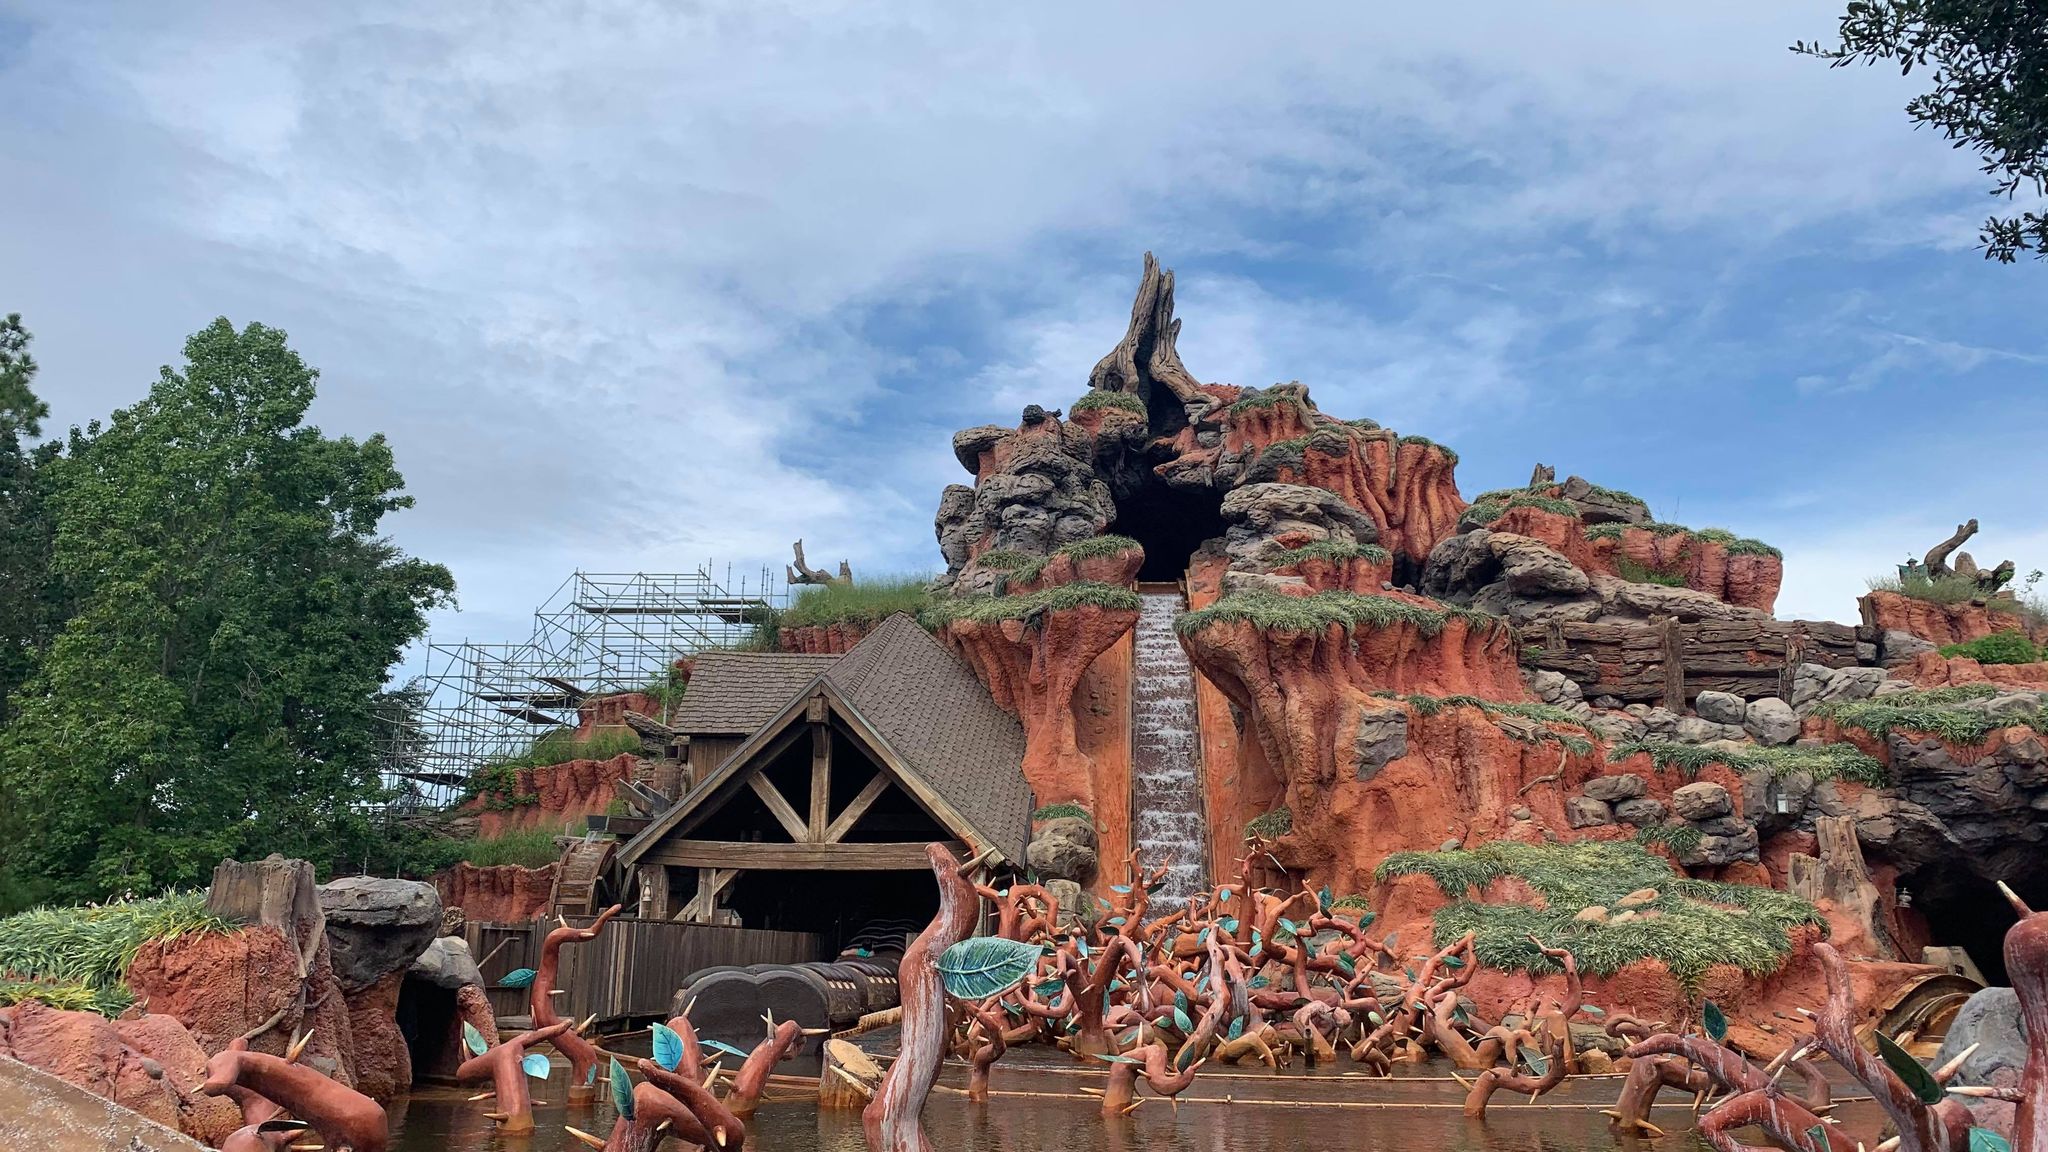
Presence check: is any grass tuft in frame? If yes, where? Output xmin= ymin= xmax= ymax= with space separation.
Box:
xmin=1939 ymin=632 xmax=2042 ymax=665
xmin=1177 ymin=589 xmax=1502 ymax=639
xmin=448 ymin=828 xmax=568 ymax=869
xmin=1032 ymin=802 xmax=1091 ymax=823
xmin=1376 ymin=840 xmax=1821 ymax=990
xmin=1617 ymin=557 xmax=1688 ymax=587
xmin=923 ymin=581 xmax=1140 ymax=629
xmin=780 ymin=575 xmax=936 ymax=629
xmin=1635 ymin=822 xmax=1705 ymax=856
xmin=1268 ymin=540 xmax=1391 ymax=569
xmin=0 ymin=893 xmax=234 ymax=1016
xmin=1071 ymin=390 xmax=1147 ymax=416
xmin=1585 ymin=521 xmax=1780 ymax=558
xmin=1461 ymin=493 xmax=1577 ymax=528
xmin=1608 ymin=738 xmax=1888 ymax=786
xmin=1245 ymin=807 xmax=1294 ymax=840
xmin=1812 ymin=684 xmax=2042 ymax=745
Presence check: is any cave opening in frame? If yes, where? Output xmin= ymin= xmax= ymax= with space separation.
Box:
xmin=1108 ymin=469 xmax=1226 ymax=584
xmin=1902 ymin=863 xmax=2048 ymax=985
xmin=395 ymin=976 xmax=461 ymax=1082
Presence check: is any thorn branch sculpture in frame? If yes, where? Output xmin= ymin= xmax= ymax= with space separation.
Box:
xmin=200 ymin=1035 xmax=389 ymax=1152
xmin=534 ymin=902 xmax=624 ymax=1104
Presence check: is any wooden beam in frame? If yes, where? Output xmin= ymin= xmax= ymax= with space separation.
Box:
xmin=647 ymin=840 xmax=959 ymax=871
xmin=823 ymin=772 xmax=892 ymax=844
xmin=1660 ymin=616 xmax=1686 ymax=710
xmin=748 ymin=772 xmax=811 ymax=842
xmin=637 ymin=863 xmax=671 ymax=921
xmin=809 ymin=722 xmax=831 ymax=841
xmin=681 ymin=867 xmax=740 ymax=923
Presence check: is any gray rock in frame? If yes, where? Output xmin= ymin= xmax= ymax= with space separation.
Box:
xmin=1694 ymin=690 xmax=1748 ymax=726
xmin=1615 ymin=796 xmax=1668 ymax=825
xmin=1933 ymin=988 xmax=2027 ymax=1126
xmin=1789 ymin=663 xmax=1837 ymax=710
xmin=1742 ymin=768 xmax=1813 ymax=835
xmin=1353 ymin=707 xmax=1409 ymax=782
xmin=1872 ymin=678 xmax=1919 ymax=698
xmin=1510 ymin=805 xmax=1533 ymax=821
xmin=1744 ymin=697 xmax=1800 ymax=746
xmin=1527 ymin=669 xmax=1583 ymax=707
xmin=1817 ymin=666 xmax=1890 ymax=705
xmin=1559 ymin=475 xmax=1648 ymax=526
xmin=1582 ymin=774 xmax=1647 ymax=802
xmin=1881 ymin=630 xmax=1938 ymax=668
xmin=1678 ymin=825 xmax=1760 ymax=866
xmin=1591 ymin=695 xmax=1624 ymax=710
xmin=1566 ymin=797 xmax=1615 ymax=829
xmin=1046 ymin=879 xmax=1098 ymax=930
xmin=1489 ymin=534 xmax=1591 ymax=597
xmin=1672 ymin=717 xmax=1747 ymax=745
xmin=317 ymin=877 xmax=442 ymax=993
xmin=409 ymin=935 xmax=484 ymax=991
xmin=1026 ymin=816 xmax=1099 ymax=884
xmin=1998 ymin=732 xmax=2048 ymax=789
xmin=1671 ymin=781 xmax=1733 ymax=821
xmin=1639 ymin=707 xmax=1683 ymax=737
xmin=1588 ymin=712 xmax=1646 ymax=745
xmin=1591 ymin=574 xmax=1767 ymax=624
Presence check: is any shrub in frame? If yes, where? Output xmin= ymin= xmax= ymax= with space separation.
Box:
xmin=1867 ymin=571 xmax=1989 ymax=606
xmin=1376 ymin=840 xmax=1821 ymax=991
xmin=1616 ymin=557 xmax=1688 ymax=587
xmin=1228 ymin=389 xmax=1308 ymax=415
xmin=0 ymin=893 xmax=233 ymax=1016
xmin=1608 ymin=738 xmax=1888 ymax=786
xmin=780 ymin=574 xmax=936 ymax=629
xmin=1032 ymin=802 xmax=1091 ymax=822
xmin=1634 ymin=822 xmax=1704 ymax=856
xmin=1940 ymin=631 xmax=2042 ymax=665
xmin=1071 ymin=390 xmax=1146 ymax=416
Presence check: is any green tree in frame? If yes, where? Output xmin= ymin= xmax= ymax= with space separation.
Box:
xmin=1796 ymin=2 xmax=2048 ymax=262
xmin=0 ymin=314 xmax=49 ymax=440
xmin=0 ymin=318 xmax=454 ymax=905
xmin=0 ymin=315 xmax=60 ymax=710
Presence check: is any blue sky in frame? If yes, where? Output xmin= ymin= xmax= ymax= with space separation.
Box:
xmin=3 ymin=1 xmax=2044 ymax=657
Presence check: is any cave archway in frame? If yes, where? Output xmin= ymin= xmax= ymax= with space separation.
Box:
xmin=1108 ymin=473 xmax=1226 ymax=584
xmin=1901 ymin=863 xmax=2047 ymax=985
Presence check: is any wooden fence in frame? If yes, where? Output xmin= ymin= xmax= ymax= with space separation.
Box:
xmin=1521 ymin=616 xmax=1863 ymax=707
xmin=463 ymin=915 xmax=823 ymax=1024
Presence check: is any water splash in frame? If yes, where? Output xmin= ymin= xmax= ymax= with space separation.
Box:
xmin=1130 ymin=589 xmax=1209 ymax=910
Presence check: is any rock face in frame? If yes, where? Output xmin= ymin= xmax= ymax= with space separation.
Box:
xmin=317 ymin=877 xmax=442 ymax=993
xmin=468 ymin=753 xmax=633 ymax=838
xmin=1024 ymin=817 xmax=1100 ymax=884
xmin=1932 ymin=987 xmax=2027 ymax=1129
xmin=434 ymin=862 xmax=556 ymax=924
xmin=0 ymin=1000 xmax=242 ymax=1145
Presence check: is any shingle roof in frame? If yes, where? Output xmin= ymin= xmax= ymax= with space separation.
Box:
xmin=824 ymin=614 xmax=1030 ymax=863
xmin=670 ymin=651 xmax=841 ymax=735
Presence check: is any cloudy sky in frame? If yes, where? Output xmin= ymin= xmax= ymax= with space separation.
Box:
xmin=5 ymin=2 xmax=2045 ymax=663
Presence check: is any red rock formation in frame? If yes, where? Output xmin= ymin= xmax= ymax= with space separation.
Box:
xmin=0 ymin=999 xmax=243 ymax=1145
xmin=777 ymin=621 xmax=873 ymax=654
xmin=1902 ymin=651 xmax=2048 ymax=689
xmin=940 ymin=602 xmax=1140 ymax=809
xmin=1577 ymin=528 xmax=1782 ymax=613
xmin=471 ymin=753 xmax=632 ymax=838
xmin=1005 ymin=542 xmax=1143 ymax=594
xmin=1071 ymin=631 xmax=1134 ymax=875
xmin=574 ymin=692 xmax=662 ymax=734
xmin=342 ymin=973 xmax=409 ymax=1101
xmin=126 ymin=926 xmax=358 ymax=1087
xmin=1863 ymin=589 xmax=2048 ymax=647
xmin=434 ymin=863 xmax=557 ymax=924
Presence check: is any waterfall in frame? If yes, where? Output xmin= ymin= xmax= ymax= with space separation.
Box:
xmin=1129 ymin=586 xmax=1209 ymax=910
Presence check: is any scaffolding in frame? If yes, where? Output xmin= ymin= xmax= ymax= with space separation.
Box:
xmin=377 ymin=565 xmax=784 ymax=808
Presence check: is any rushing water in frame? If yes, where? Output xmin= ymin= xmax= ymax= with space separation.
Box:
xmin=1130 ymin=588 xmax=1208 ymax=910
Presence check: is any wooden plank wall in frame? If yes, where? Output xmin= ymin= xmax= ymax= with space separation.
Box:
xmin=1522 ymin=617 xmax=1863 ymax=706
xmin=463 ymin=916 xmax=823 ymax=1023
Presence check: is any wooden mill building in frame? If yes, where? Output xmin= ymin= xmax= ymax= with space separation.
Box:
xmin=616 ymin=614 xmax=1028 ymax=954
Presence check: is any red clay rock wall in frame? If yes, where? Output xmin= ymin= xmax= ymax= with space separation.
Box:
xmin=1863 ymin=589 xmax=2048 ymax=647
xmin=343 ymin=972 xmax=409 ymax=1101
xmin=777 ymin=621 xmax=872 ymax=654
xmin=574 ymin=691 xmax=662 ymax=734
xmin=434 ymin=862 xmax=556 ymax=924
xmin=471 ymin=753 xmax=632 ymax=838
xmin=126 ymin=926 xmax=359 ymax=1090
xmin=1584 ymin=528 xmax=1782 ymax=613
xmin=0 ymin=1000 xmax=243 ymax=1145
xmin=1901 ymin=651 xmax=2048 ymax=689
xmin=1071 ymin=630 xmax=1134 ymax=881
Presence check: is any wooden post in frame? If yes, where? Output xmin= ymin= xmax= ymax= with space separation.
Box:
xmin=820 ymin=1039 xmax=882 ymax=1110
xmin=809 ymin=720 xmax=832 ymax=841
xmin=1779 ymin=633 xmax=1802 ymax=703
xmin=1661 ymin=617 xmax=1686 ymax=711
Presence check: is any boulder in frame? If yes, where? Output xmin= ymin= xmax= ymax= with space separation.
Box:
xmin=1693 ymin=690 xmax=1747 ymax=726
xmin=1566 ymin=797 xmax=1614 ymax=829
xmin=1815 ymin=666 xmax=1890 ymax=706
xmin=409 ymin=936 xmax=484 ymax=991
xmin=1588 ymin=712 xmax=1646 ymax=744
xmin=1045 ymin=879 xmax=1098 ymax=931
xmin=1672 ymin=717 xmax=1746 ymax=744
xmin=1671 ymin=781 xmax=1733 ymax=821
xmin=1789 ymin=663 xmax=1837 ymax=710
xmin=1581 ymin=774 xmax=1647 ymax=803
xmin=1352 ymin=707 xmax=1409 ymax=781
xmin=1026 ymin=817 xmax=1099 ymax=884
xmin=317 ymin=877 xmax=443 ymax=993
xmin=1744 ymin=697 xmax=1799 ymax=746
xmin=1560 ymin=475 xmax=1649 ymax=526
xmin=1881 ymin=629 xmax=1938 ymax=669
xmin=1678 ymin=824 xmax=1760 ymax=867
xmin=1615 ymin=797 xmax=1668 ymax=826
xmin=1932 ymin=988 xmax=2027 ymax=1128
xmin=1527 ymin=669 xmax=1583 ymax=707
xmin=1489 ymin=533 xmax=1590 ymax=597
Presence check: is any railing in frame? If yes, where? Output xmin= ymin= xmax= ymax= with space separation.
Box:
xmin=463 ymin=915 xmax=823 ymax=1023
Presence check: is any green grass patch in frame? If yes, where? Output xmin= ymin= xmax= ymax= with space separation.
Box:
xmin=1461 ymin=493 xmax=1578 ymax=528
xmin=1401 ymin=694 xmax=1591 ymax=754
xmin=1227 ymin=388 xmax=1309 ymax=415
xmin=780 ymin=574 xmax=936 ymax=629
xmin=1071 ymin=390 xmax=1147 ymax=415
xmin=0 ymin=893 xmax=233 ymax=1016
xmin=1398 ymin=434 xmax=1459 ymax=465
xmin=1176 ymin=589 xmax=1500 ymax=638
xmin=1608 ymin=738 xmax=1888 ymax=786
xmin=973 ymin=549 xmax=1038 ymax=572
xmin=1617 ymin=556 xmax=1688 ymax=587
xmin=1268 ymin=540 xmax=1391 ymax=568
xmin=984 ymin=536 xmax=1142 ymax=586
xmin=1032 ymin=802 xmax=1091 ymax=822
xmin=1376 ymin=840 xmax=1822 ymax=991
xmin=1346 ymin=418 xmax=1382 ymax=431
xmin=1245 ymin=807 xmax=1294 ymax=840
xmin=1811 ymin=684 xmax=2041 ymax=745
xmin=1939 ymin=632 xmax=2042 ymax=665
xmin=923 ymin=582 xmax=1140 ymax=629
xmin=1583 ymin=521 xmax=1779 ymax=558
xmin=448 ymin=828 xmax=567 ymax=869
xmin=1635 ymin=822 xmax=1704 ymax=856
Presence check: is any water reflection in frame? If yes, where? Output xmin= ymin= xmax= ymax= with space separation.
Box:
xmin=389 ymin=1084 xmax=1738 ymax=1152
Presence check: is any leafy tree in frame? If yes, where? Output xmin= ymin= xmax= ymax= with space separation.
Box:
xmin=0 ymin=314 xmax=49 ymax=441
xmin=0 ymin=318 xmax=453 ymax=906
xmin=0 ymin=316 xmax=60 ymax=711
xmin=1796 ymin=2 xmax=2048 ymax=262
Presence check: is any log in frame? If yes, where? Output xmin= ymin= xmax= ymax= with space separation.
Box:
xmin=820 ymin=1040 xmax=882 ymax=1110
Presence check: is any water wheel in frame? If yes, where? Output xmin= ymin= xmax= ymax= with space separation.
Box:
xmin=548 ymin=835 xmax=618 ymax=916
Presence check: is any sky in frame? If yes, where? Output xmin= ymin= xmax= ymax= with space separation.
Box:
xmin=4 ymin=1 xmax=2045 ymax=666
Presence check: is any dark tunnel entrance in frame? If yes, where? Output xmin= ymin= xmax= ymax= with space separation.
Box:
xmin=1903 ymin=863 xmax=2048 ymax=985
xmin=1108 ymin=473 xmax=1226 ymax=584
